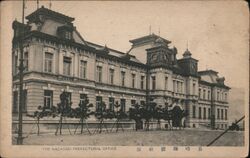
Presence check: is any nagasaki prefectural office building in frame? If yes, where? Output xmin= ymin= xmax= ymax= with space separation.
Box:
xmin=12 ymin=6 xmax=230 ymax=129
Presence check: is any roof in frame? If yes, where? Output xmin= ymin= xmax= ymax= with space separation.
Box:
xmin=198 ymin=70 xmax=218 ymax=75
xmin=129 ymin=33 xmax=171 ymax=45
xmin=26 ymin=6 xmax=75 ymax=23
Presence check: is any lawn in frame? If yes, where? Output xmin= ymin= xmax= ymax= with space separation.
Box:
xmin=13 ymin=129 xmax=244 ymax=146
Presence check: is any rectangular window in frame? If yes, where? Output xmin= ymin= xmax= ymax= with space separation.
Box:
xmin=217 ymin=108 xmax=220 ymax=119
xmin=24 ymin=52 xmax=29 ymax=71
xmin=140 ymin=100 xmax=145 ymax=105
xmin=65 ymin=31 xmax=72 ymax=39
xmin=217 ymin=91 xmax=220 ymax=101
xmin=198 ymin=107 xmax=202 ymax=119
xmin=132 ymin=74 xmax=136 ymax=88
xmin=109 ymin=97 xmax=114 ymax=111
xmin=96 ymin=66 xmax=102 ymax=82
xmin=221 ymin=109 xmax=224 ymax=120
xmin=80 ymin=60 xmax=87 ymax=79
xmin=64 ymin=92 xmax=72 ymax=104
xmin=14 ymin=55 xmax=18 ymax=74
xmin=173 ymin=80 xmax=176 ymax=92
xmin=193 ymin=83 xmax=196 ymax=95
xmin=120 ymin=99 xmax=126 ymax=112
xmin=96 ymin=96 xmax=102 ymax=110
xmin=208 ymin=108 xmax=211 ymax=119
xmin=199 ymin=88 xmax=201 ymax=98
xmin=203 ymin=107 xmax=206 ymax=119
xmin=80 ymin=94 xmax=87 ymax=105
xmin=208 ymin=90 xmax=210 ymax=100
xmin=23 ymin=90 xmax=27 ymax=112
xmin=109 ymin=69 xmax=114 ymax=84
xmin=131 ymin=99 xmax=136 ymax=106
xmin=140 ymin=76 xmax=144 ymax=89
xmin=63 ymin=56 xmax=71 ymax=76
xmin=203 ymin=89 xmax=206 ymax=100
xmin=177 ymin=81 xmax=180 ymax=93
xmin=192 ymin=106 xmax=196 ymax=118
xmin=13 ymin=91 xmax=18 ymax=113
xmin=44 ymin=90 xmax=53 ymax=108
xmin=152 ymin=76 xmax=156 ymax=90
xmin=44 ymin=52 xmax=53 ymax=72
xmin=225 ymin=109 xmax=227 ymax=120
xmin=165 ymin=77 xmax=168 ymax=90
xmin=225 ymin=93 xmax=227 ymax=101
xmin=121 ymin=71 xmax=125 ymax=86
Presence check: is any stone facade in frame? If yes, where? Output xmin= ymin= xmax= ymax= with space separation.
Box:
xmin=12 ymin=6 xmax=230 ymax=129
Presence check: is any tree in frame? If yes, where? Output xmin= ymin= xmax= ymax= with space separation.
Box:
xmin=73 ymin=94 xmax=94 ymax=134
xmin=153 ymin=105 xmax=164 ymax=130
xmin=94 ymin=101 xmax=110 ymax=133
xmin=55 ymin=91 xmax=74 ymax=135
xmin=141 ymin=101 xmax=156 ymax=131
xmin=110 ymin=101 xmax=127 ymax=132
xmin=129 ymin=103 xmax=143 ymax=131
xmin=27 ymin=105 xmax=57 ymax=135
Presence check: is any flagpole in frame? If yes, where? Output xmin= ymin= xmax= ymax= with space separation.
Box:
xmin=17 ymin=0 xmax=25 ymax=145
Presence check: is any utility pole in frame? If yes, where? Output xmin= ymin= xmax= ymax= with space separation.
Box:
xmin=17 ymin=0 xmax=25 ymax=145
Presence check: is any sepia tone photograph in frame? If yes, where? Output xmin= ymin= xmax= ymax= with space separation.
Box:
xmin=0 ymin=0 xmax=249 ymax=157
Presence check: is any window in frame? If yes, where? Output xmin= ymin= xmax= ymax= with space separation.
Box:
xmin=208 ymin=108 xmax=211 ymax=119
xmin=24 ymin=52 xmax=28 ymax=71
xmin=180 ymin=82 xmax=183 ymax=93
xmin=65 ymin=31 xmax=72 ymax=40
xmin=13 ymin=91 xmax=18 ymax=113
xmin=199 ymin=88 xmax=201 ymax=98
xmin=64 ymin=92 xmax=72 ymax=104
xmin=44 ymin=90 xmax=53 ymax=108
xmin=177 ymin=81 xmax=180 ymax=93
xmin=22 ymin=90 xmax=27 ymax=112
xmin=225 ymin=93 xmax=227 ymax=101
xmin=132 ymin=74 xmax=136 ymax=88
xmin=140 ymin=100 xmax=145 ymax=105
xmin=109 ymin=97 xmax=114 ymax=111
xmin=217 ymin=91 xmax=220 ymax=101
xmin=165 ymin=77 xmax=168 ymax=90
xmin=44 ymin=52 xmax=53 ymax=72
xmin=192 ymin=106 xmax=196 ymax=118
xmin=193 ymin=83 xmax=196 ymax=95
xmin=121 ymin=71 xmax=125 ymax=86
xmin=96 ymin=96 xmax=102 ymax=110
xmin=80 ymin=94 xmax=87 ymax=105
xmin=140 ymin=76 xmax=144 ymax=89
xmin=203 ymin=107 xmax=206 ymax=119
xmin=198 ymin=107 xmax=202 ymax=119
xmin=131 ymin=100 xmax=136 ymax=106
xmin=225 ymin=109 xmax=227 ymax=120
xmin=221 ymin=109 xmax=224 ymax=120
xmin=217 ymin=109 xmax=220 ymax=119
xmin=63 ymin=57 xmax=71 ymax=76
xmin=96 ymin=66 xmax=102 ymax=82
xmin=151 ymin=76 xmax=156 ymax=90
xmin=80 ymin=60 xmax=87 ymax=79
xmin=203 ymin=89 xmax=206 ymax=99
xmin=109 ymin=69 xmax=114 ymax=84
xmin=173 ymin=80 xmax=176 ymax=92
xmin=120 ymin=99 xmax=126 ymax=112
xmin=14 ymin=55 xmax=18 ymax=74
xmin=208 ymin=90 xmax=210 ymax=100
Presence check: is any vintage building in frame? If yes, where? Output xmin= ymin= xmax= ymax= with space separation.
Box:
xmin=12 ymin=6 xmax=230 ymax=129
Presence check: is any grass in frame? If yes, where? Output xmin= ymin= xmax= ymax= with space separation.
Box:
xmin=13 ymin=129 xmax=244 ymax=146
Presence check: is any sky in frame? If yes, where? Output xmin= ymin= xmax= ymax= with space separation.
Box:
xmin=9 ymin=0 xmax=249 ymax=89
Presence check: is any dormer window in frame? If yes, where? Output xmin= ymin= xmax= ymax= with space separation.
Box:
xmin=57 ymin=25 xmax=73 ymax=40
xmin=65 ymin=31 xmax=72 ymax=40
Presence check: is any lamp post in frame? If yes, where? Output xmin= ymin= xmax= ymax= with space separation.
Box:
xmin=17 ymin=0 xmax=25 ymax=145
